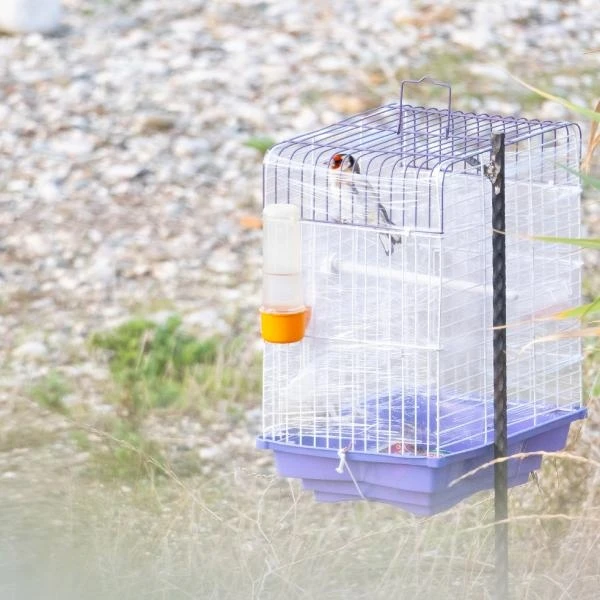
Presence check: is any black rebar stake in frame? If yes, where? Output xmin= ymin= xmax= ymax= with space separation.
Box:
xmin=486 ymin=132 xmax=509 ymax=600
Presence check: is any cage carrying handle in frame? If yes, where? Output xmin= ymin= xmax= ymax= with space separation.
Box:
xmin=397 ymin=76 xmax=452 ymax=137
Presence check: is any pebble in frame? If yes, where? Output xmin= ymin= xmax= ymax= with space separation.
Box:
xmin=13 ymin=341 xmax=49 ymax=360
xmin=147 ymin=310 xmax=177 ymax=325
xmin=87 ymin=252 xmax=116 ymax=283
xmin=185 ymin=309 xmax=229 ymax=335
xmin=152 ymin=261 xmax=178 ymax=281
xmin=135 ymin=112 xmax=178 ymax=134
xmin=0 ymin=0 xmax=61 ymax=34
xmin=0 ymin=0 xmax=598 ymax=497
xmin=22 ymin=233 xmax=51 ymax=258
xmin=540 ymin=101 xmax=569 ymax=121
xmin=185 ymin=308 xmax=219 ymax=328
xmin=451 ymin=27 xmax=492 ymax=51
xmin=172 ymin=137 xmax=211 ymax=157
xmin=198 ymin=446 xmax=221 ymax=461
xmin=104 ymin=164 xmax=145 ymax=184
xmin=206 ymin=250 xmax=239 ymax=275
xmin=36 ymin=179 xmax=62 ymax=203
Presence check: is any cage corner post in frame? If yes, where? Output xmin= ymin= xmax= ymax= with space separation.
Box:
xmin=487 ymin=131 xmax=509 ymax=600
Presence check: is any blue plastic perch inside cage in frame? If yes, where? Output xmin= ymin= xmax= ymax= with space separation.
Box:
xmin=257 ymin=393 xmax=586 ymax=516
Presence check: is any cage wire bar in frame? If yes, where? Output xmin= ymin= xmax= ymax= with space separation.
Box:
xmin=259 ymin=82 xmax=584 ymax=517
xmin=262 ymin=106 xmax=581 ymax=452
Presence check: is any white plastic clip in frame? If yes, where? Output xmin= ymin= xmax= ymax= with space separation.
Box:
xmin=335 ymin=447 xmax=347 ymax=474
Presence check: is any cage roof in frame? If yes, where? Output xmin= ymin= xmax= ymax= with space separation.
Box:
xmin=273 ymin=103 xmax=579 ymax=171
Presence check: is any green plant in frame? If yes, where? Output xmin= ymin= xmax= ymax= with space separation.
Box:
xmin=514 ymin=77 xmax=600 ymax=330
xmin=91 ymin=315 xmax=263 ymax=419
xmin=91 ymin=315 xmax=220 ymax=418
xmin=244 ymin=136 xmax=276 ymax=155
xmin=70 ymin=429 xmax=92 ymax=451
xmin=29 ymin=371 xmax=71 ymax=414
xmin=512 ymin=79 xmax=600 ymax=517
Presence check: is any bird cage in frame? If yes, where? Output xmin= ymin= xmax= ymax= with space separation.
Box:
xmin=256 ymin=79 xmax=586 ymax=516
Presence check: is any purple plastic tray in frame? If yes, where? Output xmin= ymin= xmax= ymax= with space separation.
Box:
xmin=257 ymin=398 xmax=586 ymax=516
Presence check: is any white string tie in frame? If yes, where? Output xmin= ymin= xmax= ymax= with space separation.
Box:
xmin=335 ymin=446 xmax=366 ymax=500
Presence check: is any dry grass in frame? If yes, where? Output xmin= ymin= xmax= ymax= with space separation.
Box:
xmin=2 ymin=331 xmax=596 ymax=599
xmin=582 ymin=100 xmax=600 ymax=174
xmin=0 ymin=426 xmax=58 ymax=452
xmin=2 ymin=443 xmax=600 ymax=600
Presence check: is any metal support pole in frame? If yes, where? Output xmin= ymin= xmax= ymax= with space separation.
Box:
xmin=486 ymin=132 xmax=509 ymax=600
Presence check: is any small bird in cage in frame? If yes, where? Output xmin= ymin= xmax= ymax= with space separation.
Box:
xmin=385 ymin=440 xmax=437 ymax=457
xmin=387 ymin=440 xmax=416 ymax=454
xmin=326 ymin=152 xmax=402 ymax=254
xmin=325 ymin=153 xmax=360 ymax=224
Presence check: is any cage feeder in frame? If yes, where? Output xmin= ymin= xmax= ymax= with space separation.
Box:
xmin=257 ymin=79 xmax=586 ymax=516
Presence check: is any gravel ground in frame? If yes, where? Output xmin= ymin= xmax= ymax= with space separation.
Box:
xmin=0 ymin=1 xmax=599 ymax=596
xmin=0 ymin=0 xmax=598 ymax=471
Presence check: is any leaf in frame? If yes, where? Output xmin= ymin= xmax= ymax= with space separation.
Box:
xmin=553 ymin=296 xmax=600 ymax=320
xmin=561 ymin=165 xmax=600 ymax=190
xmin=244 ymin=136 xmax=276 ymax=155
xmin=521 ymin=327 xmax=600 ymax=352
xmin=531 ymin=236 xmax=600 ymax=249
xmin=511 ymin=75 xmax=600 ymax=122
xmin=522 ymin=327 xmax=600 ymax=350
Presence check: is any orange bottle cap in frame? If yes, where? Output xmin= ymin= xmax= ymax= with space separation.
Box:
xmin=260 ymin=307 xmax=311 ymax=344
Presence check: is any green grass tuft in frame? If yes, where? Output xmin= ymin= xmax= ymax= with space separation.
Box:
xmin=91 ymin=315 xmax=220 ymax=418
xmin=244 ymin=136 xmax=276 ymax=155
xmin=29 ymin=371 xmax=71 ymax=414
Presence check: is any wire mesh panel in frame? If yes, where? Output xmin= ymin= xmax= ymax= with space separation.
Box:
xmin=259 ymin=93 xmax=585 ymax=513
xmin=263 ymin=222 xmax=442 ymax=456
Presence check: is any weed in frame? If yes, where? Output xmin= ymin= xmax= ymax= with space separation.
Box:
xmin=91 ymin=315 xmax=220 ymax=418
xmin=29 ymin=371 xmax=70 ymax=414
xmin=85 ymin=315 xmax=262 ymax=482
xmin=70 ymin=429 xmax=92 ymax=452
xmin=185 ymin=341 xmax=262 ymax=415
xmin=0 ymin=427 xmax=58 ymax=452
xmin=90 ymin=315 xmax=262 ymax=420
xmin=90 ymin=418 xmax=165 ymax=482
xmin=244 ymin=136 xmax=276 ymax=155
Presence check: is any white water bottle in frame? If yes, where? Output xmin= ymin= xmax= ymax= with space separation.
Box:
xmin=262 ymin=203 xmax=304 ymax=313
xmin=260 ymin=204 xmax=309 ymax=344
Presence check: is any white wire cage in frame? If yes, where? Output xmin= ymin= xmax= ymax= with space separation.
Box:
xmin=257 ymin=83 xmax=585 ymax=512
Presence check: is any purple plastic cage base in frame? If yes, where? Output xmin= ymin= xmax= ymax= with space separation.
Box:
xmin=257 ymin=406 xmax=586 ymax=516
